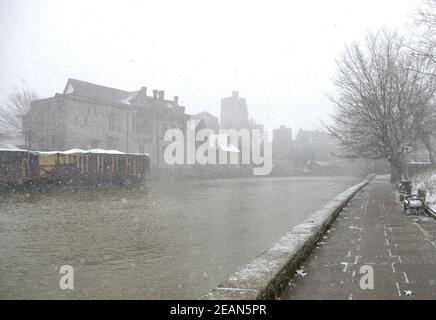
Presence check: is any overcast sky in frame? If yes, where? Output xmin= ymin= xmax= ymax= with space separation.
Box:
xmin=0 ymin=0 xmax=422 ymax=134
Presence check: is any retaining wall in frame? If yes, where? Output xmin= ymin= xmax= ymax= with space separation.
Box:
xmin=201 ymin=174 xmax=375 ymax=300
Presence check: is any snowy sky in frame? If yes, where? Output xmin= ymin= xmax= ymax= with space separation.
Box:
xmin=0 ymin=0 xmax=422 ymax=134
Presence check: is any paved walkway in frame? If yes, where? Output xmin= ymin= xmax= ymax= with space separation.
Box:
xmin=281 ymin=175 xmax=436 ymax=300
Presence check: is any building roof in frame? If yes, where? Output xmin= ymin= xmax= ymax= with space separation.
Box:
xmin=0 ymin=143 xmax=27 ymax=152
xmin=37 ymin=148 xmax=149 ymax=156
xmin=295 ymin=129 xmax=335 ymax=145
xmin=62 ymin=78 xmax=182 ymax=109
xmin=221 ymin=90 xmax=246 ymax=103
xmin=191 ymin=111 xmax=220 ymax=131
xmin=63 ymin=79 xmax=135 ymax=104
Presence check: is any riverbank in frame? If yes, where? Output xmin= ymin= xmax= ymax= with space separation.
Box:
xmin=281 ymin=175 xmax=436 ymax=299
xmin=202 ymin=175 xmax=373 ymax=299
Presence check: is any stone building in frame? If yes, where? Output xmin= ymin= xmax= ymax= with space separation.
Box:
xmin=23 ymin=79 xmax=189 ymax=168
xmin=294 ymin=129 xmax=340 ymax=162
xmin=191 ymin=111 xmax=220 ymax=132
xmin=273 ymin=125 xmax=292 ymax=147
xmin=292 ymin=129 xmax=371 ymax=175
xmin=269 ymin=125 xmax=293 ymax=175
xmin=220 ymin=91 xmax=249 ymax=130
xmin=273 ymin=125 xmax=292 ymax=155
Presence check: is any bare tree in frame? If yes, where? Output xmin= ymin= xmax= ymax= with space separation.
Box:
xmin=413 ymin=100 xmax=436 ymax=166
xmin=0 ymin=88 xmax=39 ymax=135
xmin=325 ymin=29 xmax=436 ymax=182
xmin=412 ymin=0 xmax=436 ymax=65
xmin=407 ymin=1 xmax=436 ymax=166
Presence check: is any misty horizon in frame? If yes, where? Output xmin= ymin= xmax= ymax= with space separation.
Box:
xmin=3 ymin=0 xmax=436 ymax=306
xmin=0 ymin=0 xmax=420 ymax=134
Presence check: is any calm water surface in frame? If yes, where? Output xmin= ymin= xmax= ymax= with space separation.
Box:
xmin=0 ymin=176 xmax=360 ymax=299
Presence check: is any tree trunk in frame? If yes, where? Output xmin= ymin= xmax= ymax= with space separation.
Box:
xmin=390 ymin=160 xmax=403 ymax=183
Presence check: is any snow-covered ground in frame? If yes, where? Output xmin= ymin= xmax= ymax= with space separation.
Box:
xmin=410 ymin=170 xmax=436 ymax=211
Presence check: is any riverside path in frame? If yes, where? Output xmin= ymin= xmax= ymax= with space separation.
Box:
xmin=281 ymin=175 xmax=436 ymax=300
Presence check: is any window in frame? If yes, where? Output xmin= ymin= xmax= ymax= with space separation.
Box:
xmin=134 ymin=117 xmax=147 ymax=132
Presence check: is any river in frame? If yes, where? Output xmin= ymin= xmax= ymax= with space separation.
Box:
xmin=0 ymin=175 xmax=360 ymax=299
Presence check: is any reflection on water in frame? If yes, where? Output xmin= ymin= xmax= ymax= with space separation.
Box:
xmin=0 ymin=176 xmax=359 ymax=299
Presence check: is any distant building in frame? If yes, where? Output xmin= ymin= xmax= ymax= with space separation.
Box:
xmin=273 ymin=125 xmax=292 ymax=147
xmin=293 ymin=129 xmax=369 ymax=175
xmin=405 ymin=141 xmax=433 ymax=165
xmin=23 ymin=79 xmax=189 ymax=168
xmin=249 ymin=118 xmax=264 ymax=131
xmin=220 ymin=91 xmax=249 ymax=130
xmin=294 ymin=129 xmax=339 ymax=162
xmin=191 ymin=111 xmax=220 ymax=132
xmin=271 ymin=125 xmax=293 ymax=175
xmin=273 ymin=125 xmax=293 ymax=160
xmin=402 ymin=141 xmax=433 ymax=177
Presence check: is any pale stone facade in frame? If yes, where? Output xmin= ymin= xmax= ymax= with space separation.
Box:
xmin=23 ymin=79 xmax=189 ymax=168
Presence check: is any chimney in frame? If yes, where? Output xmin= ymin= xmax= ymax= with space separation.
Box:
xmin=152 ymin=89 xmax=158 ymax=99
xmin=158 ymin=90 xmax=164 ymax=100
xmin=232 ymin=91 xmax=239 ymax=98
xmin=173 ymin=96 xmax=179 ymax=105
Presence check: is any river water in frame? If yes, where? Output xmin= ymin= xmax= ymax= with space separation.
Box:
xmin=0 ymin=175 xmax=359 ymax=299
